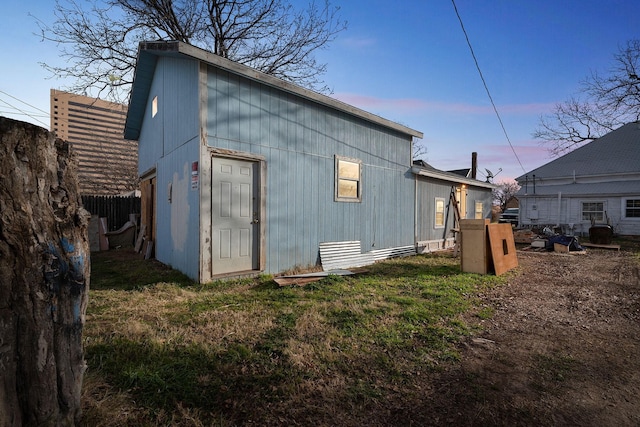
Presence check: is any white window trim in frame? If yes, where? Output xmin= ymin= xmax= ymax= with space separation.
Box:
xmin=334 ymin=155 xmax=362 ymax=203
xmin=621 ymin=197 xmax=640 ymax=220
xmin=474 ymin=200 xmax=483 ymax=219
xmin=581 ymin=200 xmax=606 ymax=222
xmin=434 ymin=197 xmax=445 ymax=229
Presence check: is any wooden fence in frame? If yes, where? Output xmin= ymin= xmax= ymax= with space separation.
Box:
xmin=81 ymin=195 xmax=141 ymax=232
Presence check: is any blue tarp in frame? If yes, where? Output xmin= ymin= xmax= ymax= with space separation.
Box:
xmin=545 ymin=235 xmax=584 ymax=251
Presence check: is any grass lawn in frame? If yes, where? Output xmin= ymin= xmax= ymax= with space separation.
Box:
xmin=83 ymin=250 xmax=507 ymax=426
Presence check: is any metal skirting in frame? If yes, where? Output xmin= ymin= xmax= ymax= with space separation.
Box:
xmin=319 ymin=241 xmax=375 ymax=271
xmin=319 ymin=241 xmax=416 ymax=271
xmin=369 ymin=245 xmax=416 ymax=261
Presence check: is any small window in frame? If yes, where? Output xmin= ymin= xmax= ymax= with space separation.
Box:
xmin=435 ymin=198 xmax=445 ymax=228
xmin=625 ymin=199 xmax=640 ymax=218
xmin=335 ymin=155 xmax=361 ymax=202
xmin=152 ymin=96 xmax=158 ymax=118
xmin=474 ymin=201 xmax=483 ymax=219
xmin=582 ymin=201 xmax=604 ymax=222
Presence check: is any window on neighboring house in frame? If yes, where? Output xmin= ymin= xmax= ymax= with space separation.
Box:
xmin=581 ymin=201 xmax=605 ymax=222
xmin=474 ymin=201 xmax=483 ymax=219
xmin=152 ymin=96 xmax=158 ymax=118
xmin=435 ymin=198 xmax=445 ymax=228
xmin=625 ymin=199 xmax=640 ymax=218
xmin=335 ymin=155 xmax=361 ymax=202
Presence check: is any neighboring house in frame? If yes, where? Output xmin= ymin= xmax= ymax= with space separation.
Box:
xmin=124 ymin=41 xmax=423 ymax=282
xmin=51 ymin=89 xmax=137 ymax=195
xmin=505 ymin=196 xmax=519 ymax=209
xmin=413 ymin=160 xmax=495 ymax=253
xmin=515 ymin=122 xmax=640 ymax=236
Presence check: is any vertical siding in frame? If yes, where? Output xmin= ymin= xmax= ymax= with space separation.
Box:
xmin=138 ymin=56 xmax=199 ymax=173
xmin=416 ymin=177 xmax=456 ymax=242
xmin=137 ymin=56 xmax=201 ymax=279
xmin=206 ymin=66 xmax=414 ymax=273
xmin=415 ymin=177 xmax=492 ymax=242
xmin=467 ymin=188 xmax=493 ymax=220
xmin=155 ymin=141 xmax=201 ymax=279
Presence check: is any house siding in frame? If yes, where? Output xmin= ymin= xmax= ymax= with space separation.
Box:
xmin=137 ymin=56 xmax=202 ymax=277
xmin=205 ymin=66 xmax=414 ymax=273
xmin=137 ymin=56 xmax=200 ymax=175
xmin=415 ymin=176 xmax=492 ymax=244
xmin=155 ymin=140 xmax=201 ymax=278
xmin=520 ymin=194 xmax=640 ymax=236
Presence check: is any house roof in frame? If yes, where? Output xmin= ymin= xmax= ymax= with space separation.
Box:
xmin=518 ymin=180 xmax=640 ymax=197
xmin=516 ymin=122 xmax=640 ymax=181
xmin=412 ymin=160 xmax=495 ymax=189
xmin=447 ymin=168 xmax=472 ymax=178
xmin=125 ymin=41 xmax=423 ymax=141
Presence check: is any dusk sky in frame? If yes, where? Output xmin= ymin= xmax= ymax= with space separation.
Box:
xmin=2 ymin=1 xmax=639 ymax=181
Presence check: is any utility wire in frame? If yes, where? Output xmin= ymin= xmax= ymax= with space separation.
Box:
xmin=451 ymin=0 xmax=526 ymax=175
xmin=0 ymin=89 xmax=49 ymax=127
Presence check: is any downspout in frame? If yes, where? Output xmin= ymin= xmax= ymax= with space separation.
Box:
xmin=557 ymin=191 xmax=562 ymax=228
xmin=414 ymin=173 xmax=418 ymax=251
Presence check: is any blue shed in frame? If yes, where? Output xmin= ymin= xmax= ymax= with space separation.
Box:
xmin=124 ymin=41 xmax=423 ymax=282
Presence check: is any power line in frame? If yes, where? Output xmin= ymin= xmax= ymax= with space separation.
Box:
xmin=451 ymin=0 xmax=526 ymax=175
xmin=0 ymin=90 xmax=50 ymax=127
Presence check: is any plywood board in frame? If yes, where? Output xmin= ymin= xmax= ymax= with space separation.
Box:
xmin=487 ymin=223 xmax=518 ymax=276
xmin=460 ymin=219 xmax=490 ymax=274
xmin=98 ymin=217 xmax=109 ymax=251
xmin=134 ymin=225 xmax=146 ymax=253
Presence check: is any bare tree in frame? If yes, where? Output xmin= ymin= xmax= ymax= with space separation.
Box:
xmin=36 ymin=0 xmax=347 ymax=102
xmin=492 ymin=179 xmax=520 ymax=212
xmin=412 ymin=137 xmax=427 ymax=160
xmin=534 ymin=39 xmax=640 ymax=155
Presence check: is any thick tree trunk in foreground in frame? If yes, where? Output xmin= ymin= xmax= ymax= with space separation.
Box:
xmin=0 ymin=117 xmax=90 ymax=426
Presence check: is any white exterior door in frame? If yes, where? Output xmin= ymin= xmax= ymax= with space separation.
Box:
xmin=211 ymin=157 xmax=259 ymax=275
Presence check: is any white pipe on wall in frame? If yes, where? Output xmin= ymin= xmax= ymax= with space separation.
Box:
xmin=557 ymin=192 xmax=562 ymax=227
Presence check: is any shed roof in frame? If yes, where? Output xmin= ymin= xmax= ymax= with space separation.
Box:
xmin=125 ymin=41 xmax=423 ymax=141
xmin=412 ymin=160 xmax=495 ymax=189
xmin=516 ymin=122 xmax=640 ymax=181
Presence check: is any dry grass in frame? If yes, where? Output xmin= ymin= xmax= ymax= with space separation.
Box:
xmin=82 ymin=250 xmax=505 ymax=426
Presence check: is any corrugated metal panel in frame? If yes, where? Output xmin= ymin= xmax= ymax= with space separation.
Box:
xmin=319 ymin=241 xmax=375 ymax=271
xmin=369 ymin=246 xmax=416 ymax=261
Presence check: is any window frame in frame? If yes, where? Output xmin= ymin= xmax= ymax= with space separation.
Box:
xmin=434 ymin=197 xmax=445 ymax=228
xmin=334 ymin=155 xmax=362 ymax=202
xmin=474 ymin=201 xmax=483 ymax=219
xmin=581 ymin=201 xmax=605 ymax=222
xmin=622 ymin=197 xmax=640 ymax=219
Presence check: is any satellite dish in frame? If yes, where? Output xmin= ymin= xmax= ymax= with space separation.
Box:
xmin=484 ymin=168 xmax=502 ymax=182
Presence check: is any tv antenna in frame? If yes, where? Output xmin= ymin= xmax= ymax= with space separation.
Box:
xmin=484 ymin=167 xmax=502 ymax=183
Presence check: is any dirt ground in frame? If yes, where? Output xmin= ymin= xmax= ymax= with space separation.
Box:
xmin=417 ymin=248 xmax=640 ymax=426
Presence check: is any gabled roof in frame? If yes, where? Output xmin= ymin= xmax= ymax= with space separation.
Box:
xmin=412 ymin=160 xmax=495 ymax=189
xmin=447 ymin=168 xmax=472 ymax=178
xmin=125 ymin=40 xmax=423 ymax=141
xmin=516 ymin=122 xmax=640 ymax=181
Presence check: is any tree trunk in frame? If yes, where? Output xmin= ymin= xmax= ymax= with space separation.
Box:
xmin=0 ymin=117 xmax=90 ymax=426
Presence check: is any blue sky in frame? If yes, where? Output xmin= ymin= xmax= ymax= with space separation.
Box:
xmin=2 ymin=0 xmax=639 ymax=181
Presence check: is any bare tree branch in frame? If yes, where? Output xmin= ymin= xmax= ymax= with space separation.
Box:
xmin=534 ymin=39 xmax=640 ymax=155
xmin=492 ymin=179 xmax=521 ymax=212
xmin=35 ymin=0 xmax=347 ymax=102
